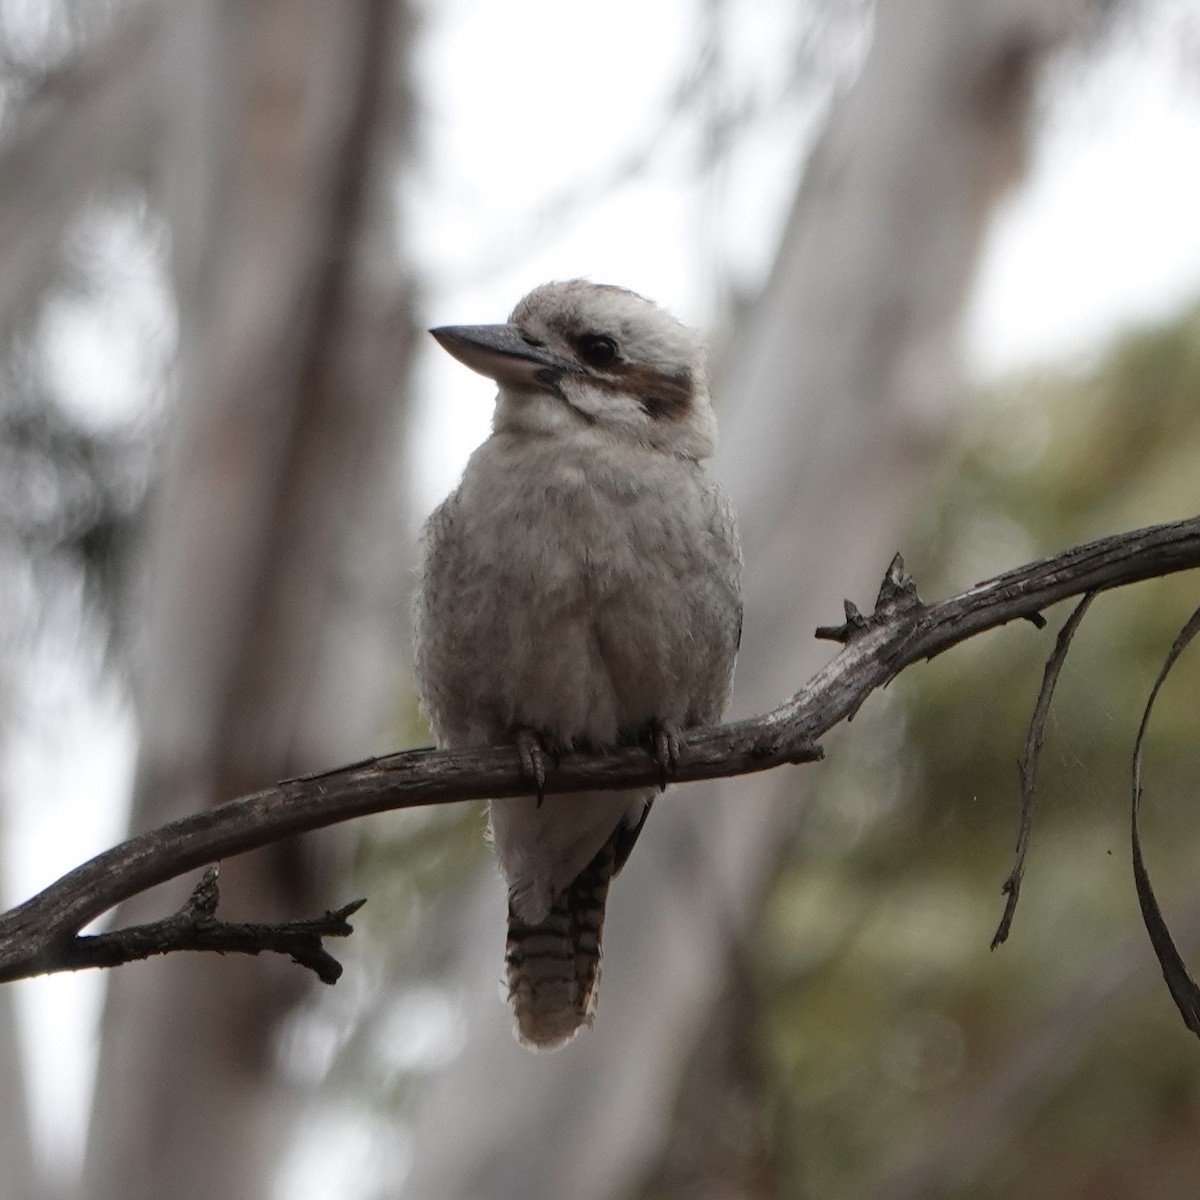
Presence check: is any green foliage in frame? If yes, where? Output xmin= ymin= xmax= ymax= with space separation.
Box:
xmin=757 ymin=304 xmax=1200 ymax=1198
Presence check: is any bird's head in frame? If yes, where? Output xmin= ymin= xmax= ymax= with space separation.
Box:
xmin=430 ymin=280 xmax=717 ymax=460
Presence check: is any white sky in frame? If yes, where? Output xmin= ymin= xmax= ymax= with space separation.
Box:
xmin=967 ymin=15 xmax=1200 ymax=373
xmin=6 ymin=0 xmax=1200 ymax=1188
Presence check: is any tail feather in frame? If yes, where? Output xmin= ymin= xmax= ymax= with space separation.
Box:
xmin=505 ymin=835 xmax=616 ymax=1049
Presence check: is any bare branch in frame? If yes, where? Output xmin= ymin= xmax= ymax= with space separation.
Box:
xmin=0 ymin=514 xmax=1197 ymax=985
xmin=1131 ymin=602 xmax=1200 ymax=1036
xmin=56 ymin=867 xmax=365 ymax=985
xmin=991 ymin=591 xmax=1095 ymax=948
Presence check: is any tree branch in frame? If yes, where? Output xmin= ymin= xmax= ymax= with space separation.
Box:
xmin=991 ymin=591 xmax=1095 ymax=948
xmin=1131 ymin=602 xmax=1200 ymax=1035
xmin=54 ymin=866 xmax=365 ymax=985
xmin=0 ymin=514 xmax=1198 ymax=985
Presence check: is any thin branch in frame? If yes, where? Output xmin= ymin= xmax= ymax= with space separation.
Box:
xmin=55 ymin=867 xmax=365 ymax=985
xmin=1130 ymin=602 xmax=1200 ymax=1036
xmin=0 ymin=514 xmax=1198 ymax=985
xmin=991 ymin=591 xmax=1095 ymax=948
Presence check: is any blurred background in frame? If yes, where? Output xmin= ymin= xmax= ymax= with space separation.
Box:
xmin=1 ymin=1 xmax=1199 ymax=1198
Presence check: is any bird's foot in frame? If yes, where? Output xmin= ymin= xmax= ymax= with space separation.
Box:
xmin=649 ymin=719 xmax=681 ymax=793
xmin=515 ymin=728 xmax=554 ymax=807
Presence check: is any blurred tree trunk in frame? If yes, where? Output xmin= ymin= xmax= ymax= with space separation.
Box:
xmin=83 ymin=3 xmax=416 ymax=1199
xmin=399 ymin=1 xmax=1095 ymax=1198
xmin=0 ymin=4 xmax=159 ymax=334
xmin=0 ymin=13 xmax=160 ymax=1200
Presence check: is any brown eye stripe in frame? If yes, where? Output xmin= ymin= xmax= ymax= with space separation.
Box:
xmin=624 ymin=364 xmax=693 ymax=420
xmin=587 ymin=365 xmax=693 ymax=419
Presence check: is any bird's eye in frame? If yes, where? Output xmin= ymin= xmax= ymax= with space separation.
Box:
xmin=577 ymin=334 xmax=619 ymax=367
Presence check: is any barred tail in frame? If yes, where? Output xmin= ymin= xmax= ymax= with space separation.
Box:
xmin=504 ymin=836 xmax=616 ymax=1050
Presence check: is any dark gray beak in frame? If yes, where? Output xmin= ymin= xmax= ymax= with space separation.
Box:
xmin=430 ymin=324 xmax=572 ymax=389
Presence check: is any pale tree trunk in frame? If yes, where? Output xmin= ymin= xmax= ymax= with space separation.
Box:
xmin=84 ymin=4 xmax=415 ymax=1200
xmin=0 ymin=13 xmax=159 ymax=1200
xmin=399 ymin=2 xmax=1095 ymax=1197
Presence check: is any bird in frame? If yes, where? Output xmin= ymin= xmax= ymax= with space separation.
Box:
xmin=413 ymin=280 xmax=742 ymax=1050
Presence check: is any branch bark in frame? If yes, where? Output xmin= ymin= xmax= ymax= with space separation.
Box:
xmin=0 ymin=514 xmax=1197 ymax=985
xmin=58 ymin=867 xmax=364 ymax=984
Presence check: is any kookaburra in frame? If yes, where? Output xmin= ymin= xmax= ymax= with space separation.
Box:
xmin=413 ymin=280 xmax=742 ymax=1049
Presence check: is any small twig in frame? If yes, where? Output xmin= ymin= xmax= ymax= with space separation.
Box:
xmin=1130 ymin=603 xmax=1200 ymax=1037
xmin=54 ymin=867 xmax=366 ymax=985
xmin=992 ymin=592 xmax=1095 ymax=948
xmin=815 ymin=553 xmax=922 ymax=643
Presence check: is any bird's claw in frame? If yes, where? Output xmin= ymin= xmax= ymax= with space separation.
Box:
xmin=651 ymin=721 xmax=680 ymax=792
xmin=516 ymin=728 xmax=549 ymax=807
